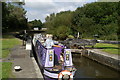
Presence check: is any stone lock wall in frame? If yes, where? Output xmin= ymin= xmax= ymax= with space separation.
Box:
xmin=82 ymin=49 xmax=120 ymax=71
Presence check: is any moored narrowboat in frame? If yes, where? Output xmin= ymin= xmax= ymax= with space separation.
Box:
xmin=32 ymin=34 xmax=76 ymax=80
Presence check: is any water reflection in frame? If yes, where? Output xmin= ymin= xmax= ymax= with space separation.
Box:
xmin=72 ymin=54 xmax=119 ymax=78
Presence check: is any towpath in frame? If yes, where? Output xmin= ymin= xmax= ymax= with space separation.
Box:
xmin=3 ymin=45 xmax=43 ymax=79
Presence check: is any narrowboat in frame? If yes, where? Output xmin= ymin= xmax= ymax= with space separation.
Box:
xmin=32 ymin=34 xmax=76 ymax=80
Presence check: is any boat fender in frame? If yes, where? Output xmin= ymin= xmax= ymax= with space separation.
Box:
xmin=58 ymin=70 xmax=73 ymax=80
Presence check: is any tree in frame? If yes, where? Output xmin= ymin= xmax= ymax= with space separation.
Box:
xmin=43 ymin=2 xmax=118 ymax=40
xmin=28 ymin=19 xmax=42 ymax=30
xmin=2 ymin=2 xmax=28 ymax=32
xmin=52 ymin=25 xmax=72 ymax=40
xmin=2 ymin=2 xmax=9 ymax=32
xmin=44 ymin=11 xmax=74 ymax=39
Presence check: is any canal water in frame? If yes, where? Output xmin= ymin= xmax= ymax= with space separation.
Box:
xmin=72 ymin=54 xmax=120 ymax=78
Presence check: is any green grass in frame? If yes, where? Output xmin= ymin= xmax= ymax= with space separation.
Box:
xmin=1 ymin=35 xmax=22 ymax=79
xmin=2 ymin=62 xmax=12 ymax=79
xmin=2 ymin=38 xmax=21 ymax=58
xmin=94 ymin=43 xmax=119 ymax=55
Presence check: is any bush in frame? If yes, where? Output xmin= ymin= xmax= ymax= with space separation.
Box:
xmin=54 ymin=25 xmax=72 ymax=40
xmin=68 ymin=35 xmax=74 ymax=39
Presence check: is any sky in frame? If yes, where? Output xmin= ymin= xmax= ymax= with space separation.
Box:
xmin=24 ymin=0 xmax=98 ymax=23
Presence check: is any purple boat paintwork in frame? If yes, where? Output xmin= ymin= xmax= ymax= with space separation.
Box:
xmin=53 ymin=45 xmax=64 ymax=61
xmin=34 ymin=40 xmax=76 ymax=79
xmin=36 ymin=40 xmax=47 ymax=67
xmin=53 ymin=47 xmax=61 ymax=61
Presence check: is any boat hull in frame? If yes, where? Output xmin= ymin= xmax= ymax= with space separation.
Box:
xmin=32 ymin=39 xmax=76 ymax=79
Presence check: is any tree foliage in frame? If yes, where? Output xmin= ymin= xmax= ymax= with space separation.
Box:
xmin=28 ymin=19 xmax=42 ymax=30
xmin=44 ymin=2 xmax=118 ymax=40
xmin=2 ymin=2 xmax=27 ymax=33
xmin=44 ymin=11 xmax=73 ymax=40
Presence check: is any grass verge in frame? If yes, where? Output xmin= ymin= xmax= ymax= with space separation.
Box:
xmin=2 ymin=62 xmax=12 ymax=79
xmin=2 ymin=38 xmax=21 ymax=58
xmin=94 ymin=43 xmax=119 ymax=55
xmin=1 ymin=35 xmax=22 ymax=79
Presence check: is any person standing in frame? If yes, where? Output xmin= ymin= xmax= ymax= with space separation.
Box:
xmin=44 ymin=34 xmax=54 ymax=49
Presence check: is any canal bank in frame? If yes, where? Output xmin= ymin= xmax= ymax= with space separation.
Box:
xmin=10 ymin=45 xmax=43 ymax=78
xmin=81 ymin=49 xmax=120 ymax=72
xmin=72 ymin=54 xmax=120 ymax=78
